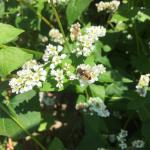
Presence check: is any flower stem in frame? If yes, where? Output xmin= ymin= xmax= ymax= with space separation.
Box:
xmin=50 ymin=0 xmax=71 ymax=51
xmin=85 ymin=88 xmax=89 ymax=99
xmin=18 ymin=0 xmax=54 ymax=28
xmin=0 ymin=103 xmax=47 ymax=150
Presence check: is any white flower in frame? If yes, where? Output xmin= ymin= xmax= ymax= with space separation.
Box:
xmin=50 ymin=64 xmax=55 ymax=70
xmin=132 ymin=140 xmax=145 ymax=149
xmin=63 ymin=63 xmax=71 ymax=71
xmin=77 ymin=97 xmax=110 ymax=117
xmin=42 ymin=44 xmax=58 ymax=62
xmin=126 ymin=34 xmax=133 ymax=40
xmin=96 ymin=0 xmax=120 ymax=13
xmin=9 ymin=60 xmax=47 ymax=94
xmin=70 ymin=22 xmax=81 ymax=41
xmin=86 ymin=26 xmax=106 ymax=40
xmin=117 ymin=129 xmax=128 ymax=150
xmin=43 ymin=44 xmax=63 ymax=67
xmin=87 ymin=97 xmax=110 ymax=117
xmin=41 ymin=36 xmax=48 ymax=43
xmin=69 ymin=74 xmax=77 ymax=80
xmin=48 ymin=0 xmax=69 ymax=5
xmin=136 ymin=74 xmax=150 ymax=97
xmin=108 ymin=134 xmax=116 ymax=143
xmin=60 ymin=54 xmax=67 ymax=59
xmin=52 ymin=55 xmax=62 ymax=66
xmin=49 ymin=28 xmax=64 ymax=44
xmin=117 ymin=129 xmax=128 ymax=141
xmin=57 ymin=45 xmax=63 ymax=52
xmin=97 ymin=148 xmax=108 ymax=150
xmin=43 ymin=43 xmax=66 ymax=71
xmin=56 ymin=81 xmax=64 ymax=89
xmin=51 ymin=69 xmax=64 ymax=89
xmin=118 ymin=141 xmax=128 ymax=150
xmin=77 ymin=64 xmax=106 ymax=86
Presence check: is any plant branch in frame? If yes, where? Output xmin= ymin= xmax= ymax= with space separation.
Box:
xmin=0 ymin=103 xmax=47 ymax=150
xmin=50 ymin=0 xmax=71 ymax=51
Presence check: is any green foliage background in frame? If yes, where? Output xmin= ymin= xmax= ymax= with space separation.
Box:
xmin=0 ymin=0 xmax=150 ymax=149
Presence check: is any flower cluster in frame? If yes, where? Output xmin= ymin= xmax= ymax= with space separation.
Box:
xmin=9 ymin=60 xmax=47 ymax=94
xmin=77 ymin=64 xmax=106 ymax=86
xmin=95 ymin=0 xmax=120 ymax=13
xmin=43 ymin=43 xmax=69 ymax=89
xmin=71 ymin=23 xmax=106 ymax=57
xmin=117 ymin=129 xmax=128 ymax=149
xmin=132 ymin=140 xmax=145 ymax=149
xmin=136 ymin=74 xmax=150 ymax=97
xmin=77 ymin=97 xmax=110 ymax=117
xmin=49 ymin=28 xmax=64 ymax=44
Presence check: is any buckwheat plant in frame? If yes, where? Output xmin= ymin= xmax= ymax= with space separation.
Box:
xmin=4 ymin=0 xmax=150 ymax=149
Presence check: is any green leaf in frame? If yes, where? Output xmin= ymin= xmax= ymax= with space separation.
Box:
xmin=99 ymin=71 xmax=133 ymax=83
xmin=111 ymin=12 xmax=129 ymax=23
xmin=0 ymin=46 xmax=32 ymax=76
xmin=99 ymin=72 xmax=114 ymax=83
xmin=76 ymin=85 xmax=87 ymax=93
xmin=40 ymin=81 xmax=55 ymax=92
xmin=0 ymin=80 xmax=9 ymax=94
xmin=66 ymin=0 xmax=92 ymax=25
xmin=142 ymin=121 xmax=150 ymax=138
xmin=48 ymin=138 xmax=66 ymax=150
xmin=77 ymin=115 xmax=107 ymax=150
xmin=0 ymin=23 xmax=24 ymax=44
xmin=38 ymin=122 xmax=47 ymax=132
xmin=84 ymin=115 xmax=108 ymax=133
xmin=103 ymin=45 xmax=112 ymax=52
xmin=106 ymin=82 xmax=127 ymax=97
xmin=131 ymin=55 xmax=150 ymax=72
xmin=84 ymin=55 xmax=95 ymax=65
xmin=138 ymin=106 xmax=150 ymax=122
xmin=89 ymin=84 xmax=105 ymax=99
xmin=10 ymin=90 xmax=36 ymax=108
xmin=0 ymin=111 xmax=41 ymax=139
xmin=136 ymin=11 xmax=150 ymax=22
